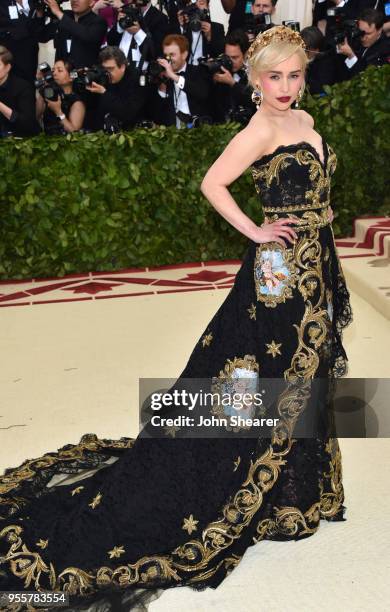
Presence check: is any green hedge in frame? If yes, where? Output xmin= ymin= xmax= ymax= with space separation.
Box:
xmin=0 ymin=64 xmax=389 ymax=280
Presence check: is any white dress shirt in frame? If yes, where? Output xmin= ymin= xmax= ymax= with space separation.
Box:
xmin=158 ymin=62 xmax=191 ymax=128
xmin=117 ymin=26 xmax=149 ymax=69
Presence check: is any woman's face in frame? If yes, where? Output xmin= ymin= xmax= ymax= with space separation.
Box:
xmin=53 ymin=61 xmax=72 ymax=87
xmin=255 ymin=52 xmax=304 ymax=109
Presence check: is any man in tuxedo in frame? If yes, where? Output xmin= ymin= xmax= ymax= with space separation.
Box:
xmin=38 ymin=0 xmax=107 ymax=68
xmin=129 ymin=0 xmax=169 ymax=56
xmin=0 ymin=0 xmax=44 ymax=82
xmin=169 ymin=0 xmax=225 ymax=65
xmin=211 ymin=29 xmax=256 ymax=123
xmin=0 ymin=45 xmax=40 ymax=136
xmin=151 ymin=33 xmax=211 ymax=127
xmin=221 ymin=0 xmax=277 ymax=35
xmin=85 ymin=45 xmax=147 ymax=130
xmin=334 ymin=7 xmax=390 ymax=81
xmin=313 ymin=0 xmax=387 ymax=35
xmin=106 ymin=5 xmax=155 ymax=72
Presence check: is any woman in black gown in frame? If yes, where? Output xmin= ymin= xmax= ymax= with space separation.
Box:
xmin=0 ymin=26 xmax=353 ymax=611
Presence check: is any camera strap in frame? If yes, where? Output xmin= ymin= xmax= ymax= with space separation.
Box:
xmin=188 ymin=30 xmax=203 ymax=65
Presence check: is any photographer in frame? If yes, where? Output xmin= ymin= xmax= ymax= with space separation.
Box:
xmin=300 ymin=26 xmax=337 ymax=94
xmin=210 ymin=29 xmax=256 ymax=124
xmin=221 ymin=0 xmax=277 ymax=35
xmin=36 ymin=60 xmax=86 ymax=134
xmin=313 ymin=1 xmax=387 ymax=36
xmin=107 ymin=3 xmax=156 ymax=71
xmin=334 ymin=8 xmax=390 ymax=81
xmin=245 ymin=0 xmax=276 ymax=42
xmin=85 ymin=45 xmax=147 ymax=131
xmin=0 ymin=0 xmax=45 ymax=83
xmin=130 ymin=0 xmax=169 ymax=56
xmin=170 ymin=0 xmax=225 ymax=65
xmin=151 ymin=33 xmax=211 ymax=127
xmin=0 ymin=45 xmax=40 ymax=136
xmin=38 ymin=0 xmax=107 ymax=68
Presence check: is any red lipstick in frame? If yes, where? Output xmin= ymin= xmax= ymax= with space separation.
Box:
xmin=277 ymin=96 xmax=291 ymax=102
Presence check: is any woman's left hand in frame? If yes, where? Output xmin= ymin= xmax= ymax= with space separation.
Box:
xmin=46 ymin=98 xmax=62 ymax=115
xmin=328 ymin=206 xmax=334 ymax=223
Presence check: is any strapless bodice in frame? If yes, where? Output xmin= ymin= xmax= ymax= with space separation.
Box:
xmin=250 ymin=138 xmax=337 ymax=231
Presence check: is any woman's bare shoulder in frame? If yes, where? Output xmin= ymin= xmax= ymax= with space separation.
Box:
xmin=200 ymin=116 xmax=274 ymax=188
xmin=295 ymin=109 xmax=314 ymax=128
xmin=239 ymin=113 xmax=275 ymax=157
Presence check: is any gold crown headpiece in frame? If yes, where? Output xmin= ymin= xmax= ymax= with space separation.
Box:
xmin=246 ymin=25 xmax=306 ymax=63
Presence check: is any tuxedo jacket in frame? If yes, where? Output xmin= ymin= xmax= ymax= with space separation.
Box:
xmin=211 ymin=68 xmax=255 ymax=123
xmin=168 ymin=21 xmax=225 ymax=61
xmin=38 ymin=9 xmax=107 ymax=68
xmin=141 ymin=5 xmax=169 ymax=56
xmin=151 ymin=64 xmax=211 ymax=126
xmin=0 ymin=0 xmax=44 ymax=81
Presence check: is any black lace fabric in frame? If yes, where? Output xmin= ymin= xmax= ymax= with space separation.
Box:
xmin=0 ymin=139 xmax=353 ymax=612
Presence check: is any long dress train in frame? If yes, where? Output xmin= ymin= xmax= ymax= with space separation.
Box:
xmin=0 ymin=136 xmax=353 ymax=611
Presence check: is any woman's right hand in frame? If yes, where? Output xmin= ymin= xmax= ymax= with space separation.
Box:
xmin=252 ymin=216 xmax=300 ymax=248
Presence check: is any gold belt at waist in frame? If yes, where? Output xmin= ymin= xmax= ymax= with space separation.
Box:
xmin=263 ymin=208 xmax=331 ymax=232
xmin=262 ymin=200 xmax=330 ymax=213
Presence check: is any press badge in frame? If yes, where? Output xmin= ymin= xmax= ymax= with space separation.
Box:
xmin=8 ymin=5 xmax=19 ymax=19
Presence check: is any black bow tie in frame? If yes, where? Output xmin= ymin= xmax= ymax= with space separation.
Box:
xmin=176 ymin=70 xmax=186 ymax=76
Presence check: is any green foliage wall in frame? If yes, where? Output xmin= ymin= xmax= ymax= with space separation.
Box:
xmin=0 ymin=65 xmax=389 ymax=280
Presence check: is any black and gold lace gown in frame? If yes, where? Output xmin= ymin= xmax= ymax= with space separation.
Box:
xmin=0 ymin=136 xmax=353 ymax=611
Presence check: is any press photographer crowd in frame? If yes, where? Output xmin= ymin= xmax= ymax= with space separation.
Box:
xmin=0 ymin=0 xmax=389 ymax=136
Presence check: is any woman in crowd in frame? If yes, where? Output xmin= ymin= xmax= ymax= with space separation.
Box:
xmin=36 ymin=60 xmax=86 ymax=135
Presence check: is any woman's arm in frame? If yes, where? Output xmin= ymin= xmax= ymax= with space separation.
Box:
xmin=36 ymin=93 xmax=45 ymax=121
xmin=63 ymin=100 xmax=86 ymax=133
xmin=201 ymin=125 xmax=269 ymax=241
xmin=200 ymin=122 xmax=299 ymax=246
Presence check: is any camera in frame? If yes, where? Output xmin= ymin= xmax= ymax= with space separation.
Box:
xmin=71 ymin=66 xmax=111 ymax=94
xmin=176 ymin=111 xmax=213 ymax=128
xmin=245 ymin=13 xmax=273 ymax=36
xmin=282 ymin=20 xmax=300 ymax=32
xmin=326 ymin=8 xmax=364 ymax=46
xmin=103 ymin=113 xmax=123 ymax=134
xmin=34 ymin=62 xmax=63 ymax=101
xmin=226 ymin=105 xmax=254 ymax=126
xmin=198 ymin=54 xmax=233 ymax=75
xmin=142 ymin=55 xmax=173 ymax=85
xmin=118 ymin=4 xmax=143 ymax=29
xmin=181 ymin=5 xmax=210 ymax=32
xmin=30 ymin=0 xmax=65 ymax=18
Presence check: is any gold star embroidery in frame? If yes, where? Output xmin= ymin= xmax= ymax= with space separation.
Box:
xmin=36 ymin=539 xmax=48 ymax=549
xmin=164 ymin=425 xmax=181 ymax=438
xmin=71 ymin=486 xmax=84 ymax=496
xmin=233 ymin=456 xmax=241 ymax=471
xmin=201 ymin=332 xmax=213 ymax=347
xmin=247 ymin=303 xmax=256 ymax=320
xmin=265 ymin=340 xmax=282 ymax=358
xmin=88 ymin=492 xmax=103 ymax=509
xmin=108 ymin=545 xmax=125 ymax=559
xmin=182 ymin=514 xmax=199 ymax=535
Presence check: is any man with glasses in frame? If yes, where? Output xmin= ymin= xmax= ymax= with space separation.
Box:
xmin=335 ymin=8 xmax=390 ymax=80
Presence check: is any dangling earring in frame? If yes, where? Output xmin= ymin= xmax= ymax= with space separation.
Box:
xmin=294 ymin=87 xmax=303 ymax=109
xmin=251 ymin=88 xmax=263 ymax=110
